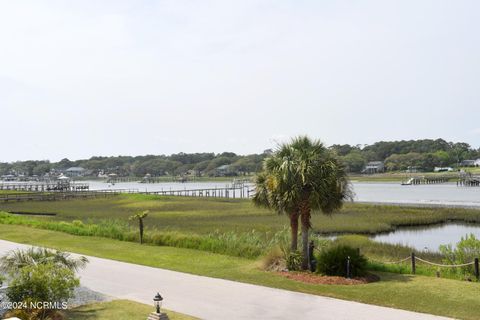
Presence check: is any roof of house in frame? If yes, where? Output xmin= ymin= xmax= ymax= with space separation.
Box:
xmin=66 ymin=167 xmax=86 ymax=172
xmin=216 ymin=164 xmax=231 ymax=170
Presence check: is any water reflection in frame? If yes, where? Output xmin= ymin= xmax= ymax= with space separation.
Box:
xmin=371 ymin=223 xmax=480 ymax=251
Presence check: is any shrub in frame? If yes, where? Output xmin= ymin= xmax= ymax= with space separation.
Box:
xmin=439 ymin=233 xmax=480 ymax=278
xmin=317 ymin=245 xmax=367 ymax=277
xmin=6 ymin=263 xmax=78 ymax=320
xmin=286 ymin=251 xmax=303 ymax=271
xmin=261 ymin=246 xmax=285 ymax=271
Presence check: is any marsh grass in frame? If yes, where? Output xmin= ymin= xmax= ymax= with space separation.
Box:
xmin=0 ymin=212 xmax=296 ymax=259
xmin=1 ymin=195 xmax=480 ymax=279
xmin=1 ymin=195 xmax=480 ymax=235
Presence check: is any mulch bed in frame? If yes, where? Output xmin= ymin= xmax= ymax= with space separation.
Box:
xmin=277 ymin=271 xmax=380 ymax=285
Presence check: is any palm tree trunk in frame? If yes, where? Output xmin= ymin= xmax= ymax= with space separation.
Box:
xmin=289 ymin=212 xmax=299 ymax=252
xmin=301 ymin=218 xmax=309 ymax=270
xmin=300 ymin=201 xmax=311 ymax=270
xmin=139 ymin=219 xmax=144 ymax=244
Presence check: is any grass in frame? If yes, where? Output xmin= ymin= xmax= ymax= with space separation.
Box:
xmin=1 ymin=195 xmax=480 ymax=262
xmin=1 ymin=194 xmax=480 ymax=235
xmin=0 ymin=211 xmax=472 ymax=279
xmin=0 ymin=224 xmax=479 ymax=320
xmin=0 ymin=212 xmax=285 ymax=259
xmin=66 ymin=300 xmax=197 ymax=320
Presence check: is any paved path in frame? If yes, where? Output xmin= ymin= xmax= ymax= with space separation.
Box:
xmin=0 ymin=240 xmax=452 ymax=320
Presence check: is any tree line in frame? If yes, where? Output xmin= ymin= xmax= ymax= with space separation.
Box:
xmin=0 ymin=152 xmax=268 ymax=177
xmin=1 ymin=138 xmax=479 ymax=177
xmin=325 ymin=139 xmax=479 ymax=172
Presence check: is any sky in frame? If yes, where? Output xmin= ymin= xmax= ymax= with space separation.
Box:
xmin=1 ymin=0 xmax=480 ymax=162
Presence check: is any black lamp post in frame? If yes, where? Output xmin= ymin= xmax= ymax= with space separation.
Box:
xmin=153 ymin=292 xmax=163 ymax=314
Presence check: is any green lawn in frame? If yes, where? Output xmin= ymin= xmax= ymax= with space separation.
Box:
xmin=1 ymin=194 xmax=480 ymax=235
xmin=67 ymin=300 xmax=197 ymax=320
xmin=0 ymin=224 xmax=479 ymax=320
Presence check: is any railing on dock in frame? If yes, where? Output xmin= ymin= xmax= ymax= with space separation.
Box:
xmin=0 ymin=185 xmax=254 ymax=202
xmin=0 ymin=182 xmax=89 ymax=192
xmin=0 ymin=191 xmax=125 ymax=202
xmin=141 ymin=185 xmax=254 ymax=199
xmin=402 ymin=176 xmax=450 ymax=185
xmin=457 ymin=175 xmax=480 ymax=187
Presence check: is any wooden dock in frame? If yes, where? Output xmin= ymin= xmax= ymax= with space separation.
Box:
xmin=142 ymin=185 xmax=253 ymax=199
xmin=0 ymin=182 xmax=89 ymax=192
xmin=0 ymin=185 xmax=252 ymax=202
xmin=0 ymin=190 xmax=127 ymax=203
xmin=402 ymin=176 xmax=450 ymax=185
xmin=458 ymin=176 xmax=480 ymax=187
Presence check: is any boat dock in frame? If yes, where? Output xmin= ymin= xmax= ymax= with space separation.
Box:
xmin=0 ymin=182 xmax=89 ymax=192
xmin=401 ymin=176 xmax=450 ymax=185
xmin=0 ymin=190 xmax=129 ymax=203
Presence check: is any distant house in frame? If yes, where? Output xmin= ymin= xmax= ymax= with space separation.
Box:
xmin=363 ymin=161 xmax=385 ymax=174
xmin=1 ymin=174 xmax=15 ymax=181
xmin=476 ymin=159 xmax=480 ymax=167
xmin=214 ymin=164 xmax=235 ymax=177
xmin=65 ymin=167 xmax=87 ymax=177
xmin=461 ymin=160 xmax=477 ymax=167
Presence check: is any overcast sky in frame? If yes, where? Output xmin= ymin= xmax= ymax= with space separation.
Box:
xmin=1 ymin=1 xmax=479 ymax=162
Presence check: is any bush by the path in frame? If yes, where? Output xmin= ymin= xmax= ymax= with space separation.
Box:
xmin=317 ymin=245 xmax=367 ymax=277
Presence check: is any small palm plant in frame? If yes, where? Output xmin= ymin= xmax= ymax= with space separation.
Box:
xmin=0 ymin=247 xmax=87 ymax=320
xmin=129 ymin=210 xmax=149 ymax=244
xmin=0 ymin=247 xmax=88 ymax=274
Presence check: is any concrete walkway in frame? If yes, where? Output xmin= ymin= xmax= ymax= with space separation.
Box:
xmin=0 ymin=239 xmax=452 ymax=320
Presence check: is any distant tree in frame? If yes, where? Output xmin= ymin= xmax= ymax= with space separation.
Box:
xmin=329 ymin=144 xmax=358 ymax=156
xmin=340 ymin=151 xmax=367 ymax=173
xmin=57 ymin=158 xmax=73 ymax=169
xmin=32 ymin=161 xmax=52 ymax=176
xmin=449 ymin=142 xmax=471 ymax=165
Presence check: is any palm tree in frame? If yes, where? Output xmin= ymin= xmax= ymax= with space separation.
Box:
xmin=254 ymin=136 xmax=352 ymax=270
xmin=0 ymin=247 xmax=88 ymax=274
xmin=253 ymin=172 xmax=300 ymax=251
xmin=129 ymin=210 xmax=149 ymax=244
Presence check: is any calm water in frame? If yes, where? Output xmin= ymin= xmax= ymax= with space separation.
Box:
xmin=2 ymin=180 xmax=480 ymax=207
xmin=371 ymin=223 xmax=480 ymax=251
xmin=352 ymin=182 xmax=480 ymax=207
xmin=86 ymin=180 xmax=252 ymax=198
xmin=84 ymin=180 xmax=480 ymax=207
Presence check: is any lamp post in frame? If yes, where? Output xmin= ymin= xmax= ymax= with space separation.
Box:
xmin=153 ymin=292 xmax=163 ymax=314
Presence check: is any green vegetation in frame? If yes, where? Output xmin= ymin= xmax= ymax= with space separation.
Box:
xmin=440 ymin=234 xmax=480 ymax=277
xmin=2 ymin=139 xmax=479 ymax=179
xmin=0 ymin=247 xmax=88 ymax=320
xmin=66 ymin=300 xmax=197 ymax=320
xmin=1 ymin=195 xmax=480 ymax=235
xmin=0 ymin=225 xmax=479 ymax=320
xmin=332 ymin=139 xmax=479 ymax=173
xmin=0 ymin=152 xmax=265 ymax=178
xmin=317 ymin=245 xmax=367 ymax=277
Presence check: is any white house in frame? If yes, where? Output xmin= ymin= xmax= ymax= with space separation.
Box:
xmin=363 ymin=161 xmax=385 ymax=174
xmin=65 ymin=167 xmax=87 ymax=177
